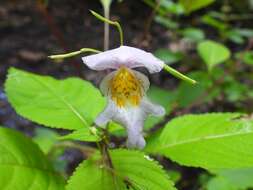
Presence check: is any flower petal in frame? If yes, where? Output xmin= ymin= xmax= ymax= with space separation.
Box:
xmin=141 ymin=97 xmax=166 ymax=116
xmin=99 ymin=70 xmax=150 ymax=97
xmin=95 ymin=100 xmax=116 ymax=126
xmin=94 ymin=96 xmax=165 ymax=149
xmin=126 ymin=130 xmax=146 ymax=149
xmin=82 ymin=46 xmax=164 ymax=73
xmin=133 ymin=70 xmax=150 ymax=93
xmin=99 ymin=71 xmax=116 ymax=96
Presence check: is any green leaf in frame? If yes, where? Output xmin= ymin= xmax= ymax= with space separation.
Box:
xmin=223 ymin=80 xmax=248 ymax=102
xmin=233 ymin=28 xmax=253 ymax=38
xmin=160 ymin=0 xmax=184 ymax=15
xmin=0 ymin=127 xmax=65 ymax=190
xmin=206 ymin=176 xmax=237 ymax=190
xmin=154 ymin=49 xmax=183 ymax=65
xmin=167 ymin=170 xmax=182 ymax=184
xmin=67 ymin=149 xmax=176 ymax=190
xmin=181 ymin=28 xmax=205 ymax=42
xmin=197 ymin=40 xmax=231 ymax=71
xmin=66 ymin=153 xmax=125 ymax=190
xmin=108 ymin=122 xmax=125 ymax=136
xmin=143 ymin=0 xmax=184 ymax=15
xmin=180 ymin=0 xmax=215 ymax=13
xmin=146 ymin=113 xmax=253 ymax=169
xmin=33 ymin=127 xmax=59 ymax=154
xmin=175 ymin=71 xmax=216 ymax=107
xmin=212 ymin=168 xmax=253 ymax=189
xmin=201 ymin=14 xmax=227 ymax=31
xmin=59 ymin=127 xmax=101 ymax=142
xmin=225 ymin=30 xmax=245 ymax=44
xmin=154 ymin=15 xmax=179 ymax=29
xmin=5 ymin=67 xmax=105 ymax=130
xmin=111 ymin=149 xmax=176 ymax=190
xmin=235 ymin=51 xmax=253 ymax=65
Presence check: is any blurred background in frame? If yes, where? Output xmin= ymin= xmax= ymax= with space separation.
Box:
xmin=0 ymin=0 xmax=253 ymax=189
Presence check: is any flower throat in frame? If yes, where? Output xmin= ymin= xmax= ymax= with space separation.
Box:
xmin=110 ymin=67 xmax=143 ymax=107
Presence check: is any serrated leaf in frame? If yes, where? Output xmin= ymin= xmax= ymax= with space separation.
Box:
xmin=111 ymin=149 xmax=176 ymax=190
xmin=59 ymin=127 xmax=101 ymax=142
xmin=5 ymin=67 xmax=105 ymax=130
xmin=67 ymin=149 xmax=176 ymax=190
xmin=197 ymin=40 xmax=231 ymax=71
xmin=146 ymin=113 xmax=253 ymax=169
xmin=66 ymin=155 xmax=125 ymax=190
xmin=0 ymin=127 xmax=65 ymax=190
xmin=180 ymin=0 xmax=215 ymax=13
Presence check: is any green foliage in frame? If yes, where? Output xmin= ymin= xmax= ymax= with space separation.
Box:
xmin=154 ymin=49 xmax=183 ymax=65
xmin=59 ymin=127 xmax=101 ymax=142
xmin=0 ymin=127 xmax=65 ymax=190
xmin=33 ymin=127 xmax=59 ymax=154
xmin=235 ymin=51 xmax=253 ymax=65
xmin=67 ymin=149 xmax=176 ymax=190
xmin=143 ymin=0 xmax=184 ymax=15
xmin=206 ymin=168 xmax=253 ymax=190
xmin=175 ymin=71 xmax=215 ymax=107
xmin=66 ymin=155 xmax=125 ymax=190
xmin=197 ymin=40 xmax=231 ymax=71
xmin=180 ymin=0 xmax=215 ymax=13
xmin=5 ymin=67 xmax=105 ymax=130
xmin=167 ymin=170 xmax=182 ymax=184
xmin=216 ymin=168 xmax=253 ymax=189
xmin=206 ymin=176 xmax=237 ymax=190
xmin=181 ymin=28 xmax=205 ymax=42
xmin=160 ymin=0 xmax=184 ymax=15
xmin=154 ymin=15 xmax=179 ymax=29
xmin=145 ymin=113 xmax=253 ymax=169
xmin=225 ymin=30 xmax=245 ymax=44
xmin=201 ymin=14 xmax=227 ymax=31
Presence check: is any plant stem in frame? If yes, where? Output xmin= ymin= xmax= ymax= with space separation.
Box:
xmin=48 ymin=48 xmax=101 ymax=59
xmin=163 ymin=64 xmax=197 ymax=84
xmin=103 ymin=4 xmax=110 ymax=50
xmin=143 ymin=0 xmax=161 ymax=40
xmin=90 ymin=10 xmax=124 ymax=46
xmin=48 ymin=141 xmax=96 ymax=158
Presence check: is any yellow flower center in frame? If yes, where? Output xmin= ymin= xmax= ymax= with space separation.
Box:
xmin=110 ymin=67 xmax=143 ymax=107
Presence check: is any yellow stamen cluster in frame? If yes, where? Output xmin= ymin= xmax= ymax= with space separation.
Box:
xmin=110 ymin=67 xmax=143 ymax=107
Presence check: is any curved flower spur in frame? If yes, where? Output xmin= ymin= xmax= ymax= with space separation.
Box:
xmin=49 ymin=11 xmax=196 ymax=149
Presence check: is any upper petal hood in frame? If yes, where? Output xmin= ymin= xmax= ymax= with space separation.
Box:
xmin=82 ymin=46 xmax=164 ymax=73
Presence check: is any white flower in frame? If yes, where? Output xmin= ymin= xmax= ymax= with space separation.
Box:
xmin=82 ymin=46 xmax=164 ymax=73
xmin=82 ymin=46 xmax=166 ymax=149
